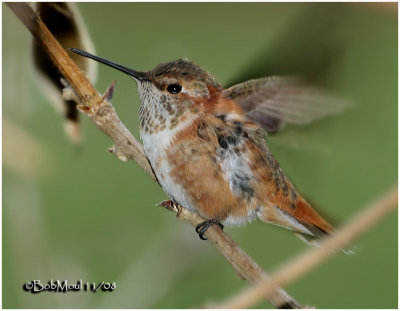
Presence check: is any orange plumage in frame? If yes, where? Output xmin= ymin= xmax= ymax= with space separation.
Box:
xmin=72 ymin=49 xmax=347 ymax=244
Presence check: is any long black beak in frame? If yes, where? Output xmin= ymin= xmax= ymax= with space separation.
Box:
xmin=70 ymin=48 xmax=148 ymax=82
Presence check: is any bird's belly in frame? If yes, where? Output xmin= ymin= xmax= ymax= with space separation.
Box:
xmin=153 ymin=155 xmax=198 ymax=213
xmin=140 ymin=125 xmax=198 ymax=213
xmin=140 ymin=118 xmax=261 ymax=226
xmin=152 ymin=138 xmax=259 ymax=224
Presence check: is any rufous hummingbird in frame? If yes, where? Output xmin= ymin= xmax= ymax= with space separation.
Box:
xmin=71 ymin=48 xmax=348 ymax=245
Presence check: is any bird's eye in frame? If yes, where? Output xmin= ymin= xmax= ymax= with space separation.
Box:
xmin=167 ymin=84 xmax=182 ymax=94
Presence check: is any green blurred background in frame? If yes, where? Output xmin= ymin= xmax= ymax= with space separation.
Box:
xmin=3 ymin=2 xmax=397 ymax=308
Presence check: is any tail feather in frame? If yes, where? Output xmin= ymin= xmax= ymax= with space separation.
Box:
xmin=294 ymin=231 xmax=355 ymax=255
xmin=257 ymin=201 xmax=354 ymax=254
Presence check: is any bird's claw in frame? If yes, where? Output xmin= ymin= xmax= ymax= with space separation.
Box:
xmin=195 ymin=219 xmax=224 ymax=240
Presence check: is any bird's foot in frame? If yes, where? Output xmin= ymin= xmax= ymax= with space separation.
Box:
xmin=195 ymin=219 xmax=224 ymax=240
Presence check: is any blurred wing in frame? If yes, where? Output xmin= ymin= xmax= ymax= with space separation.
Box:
xmin=223 ymin=77 xmax=351 ymax=133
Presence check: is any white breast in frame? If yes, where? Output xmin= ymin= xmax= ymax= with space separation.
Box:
xmin=140 ymin=116 xmax=198 ymax=212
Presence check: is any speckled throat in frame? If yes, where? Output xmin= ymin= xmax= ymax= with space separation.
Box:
xmin=138 ymin=82 xmax=186 ymax=136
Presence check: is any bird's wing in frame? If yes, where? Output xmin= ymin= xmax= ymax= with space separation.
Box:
xmin=246 ymin=128 xmax=334 ymax=236
xmin=222 ymin=76 xmax=350 ymax=133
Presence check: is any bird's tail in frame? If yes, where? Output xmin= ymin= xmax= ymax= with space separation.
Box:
xmin=257 ymin=199 xmax=354 ymax=254
xmin=294 ymin=230 xmax=355 ymax=255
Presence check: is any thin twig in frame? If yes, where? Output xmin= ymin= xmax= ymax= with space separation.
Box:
xmin=218 ymin=186 xmax=397 ymax=309
xmin=8 ymin=2 xmax=301 ymax=308
xmin=6 ymin=2 xmax=155 ymax=179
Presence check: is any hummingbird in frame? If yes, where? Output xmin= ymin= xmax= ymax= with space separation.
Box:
xmin=71 ymin=48 xmax=348 ymax=245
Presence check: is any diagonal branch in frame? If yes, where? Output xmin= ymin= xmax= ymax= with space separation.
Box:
xmin=7 ymin=2 xmax=301 ymax=308
xmin=6 ymin=2 xmax=154 ymax=179
xmin=218 ymin=186 xmax=397 ymax=309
